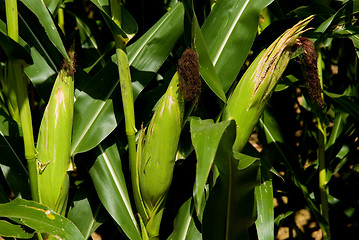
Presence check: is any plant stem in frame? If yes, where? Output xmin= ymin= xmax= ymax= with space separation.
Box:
xmin=58 ymin=6 xmax=65 ymax=34
xmin=110 ymin=0 xmax=141 ymax=235
xmin=114 ymin=31 xmax=139 ymax=229
xmin=5 ymin=0 xmax=38 ymax=201
xmin=5 ymin=0 xmax=18 ymax=42
xmin=114 ymin=20 xmax=142 ymax=240
xmin=317 ymin=50 xmax=330 ymax=239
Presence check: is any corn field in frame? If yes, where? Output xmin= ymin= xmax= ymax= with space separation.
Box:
xmin=0 ymin=0 xmax=359 ymax=239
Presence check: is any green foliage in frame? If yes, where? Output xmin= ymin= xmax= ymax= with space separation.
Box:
xmin=0 ymin=0 xmax=359 ymax=239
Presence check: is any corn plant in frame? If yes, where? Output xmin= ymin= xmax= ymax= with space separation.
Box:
xmin=0 ymin=0 xmax=359 ymax=240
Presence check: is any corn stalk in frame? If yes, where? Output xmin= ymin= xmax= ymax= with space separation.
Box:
xmin=4 ymin=0 xmax=37 ymax=201
xmin=317 ymin=50 xmax=330 ymax=239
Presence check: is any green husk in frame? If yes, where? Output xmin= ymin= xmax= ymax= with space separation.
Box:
xmin=36 ymin=55 xmax=75 ymax=216
xmin=137 ymin=72 xmax=184 ymax=238
xmin=222 ymin=16 xmax=314 ymax=152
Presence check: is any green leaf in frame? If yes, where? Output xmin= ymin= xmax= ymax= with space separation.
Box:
xmin=89 ymin=140 xmax=141 ymax=240
xmin=71 ymin=63 xmax=118 ymax=156
xmin=20 ymin=0 xmax=69 ymax=63
xmin=0 ymin=198 xmax=84 ymax=240
xmin=202 ymin=120 xmax=261 ymax=240
xmin=0 ymin=2 xmax=60 ymax=72
xmin=333 ymin=27 xmax=359 ymax=58
xmin=42 ymin=0 xmax=62 ymax=13
xmin=125 ymin=2 xmax=184 ymax=98
xmin=0 ymin=31 xmax=33 ymax=65
xmin=274 ymin=211 xmax=294 ymax=226
xmin=167 ymin=198 xmax=202 ymax=240
xmin=90 ymin=0 xmax=137 ymax=41
xmin=183 ymin=0 xmax=226 ymax=102
xmin=0 ymin=219 xmax=34 ymax=238
xmin=190 ymin=118 xmax=232 ymax=219
xmin=259 ymin=108 xmax=329 ymax=234
xmin=255 ymin=166 xmax=274 ymax=240
xmin=202 ymin=0 xmax=274 ymax=92
xmin=67 ymin=180 xmax=108 ymax=239
xmin=0 ymin=109 xmax=30 ymax=199
xmin=0 ymin=19 xmax=58 ymax=101
xmin=72 ymin=4 xmax=184 ymax=155
xmin=24 ymin=47 xmax=57 ymax=101
xmin=327 ymin=93 xmax=359 ymax=122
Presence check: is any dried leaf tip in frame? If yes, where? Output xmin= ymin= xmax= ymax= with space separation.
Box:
xmin=178 ymin=48 xmax=201 ymax=106
xmin=296 ymin=37 xmax=325 ymax=108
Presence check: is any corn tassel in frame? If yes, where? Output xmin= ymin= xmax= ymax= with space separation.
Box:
xmin=136 ymin=72 xmax=184 ymax=238
xmin=36 ymin=52 xmax=75 ymax=217
xmin=222 ymin=16 xmax=313 ymax=152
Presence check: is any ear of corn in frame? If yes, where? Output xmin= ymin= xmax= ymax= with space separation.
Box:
xmin=136 ymin=72 xmax=184 ymax=238
xmin=222 ymin=16 xmax=313 ymax=152
xmin=36 ymin=54 xmax=75 ymax=216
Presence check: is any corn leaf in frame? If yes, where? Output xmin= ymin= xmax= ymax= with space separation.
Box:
xmin=0 ymin=109 xmax=30 ymax=199
xmin=24 ymin=47 xmax=57 ymax=101
xmin=67 ymin=181 xmax=108 ymax=239
xmin=326 ymin=92 xmax=359 ymax=122
xmin=72 ymin=4 xmax=184 ymax=155
xmin=0 ymin=30 xmax=32 ymax=65
xmin=202 ymin=120 xmax=261 ymax=240
xmin=258 ymin=108 xmax=329 ymax=234
xmin=190 ymin=118 xmax=233 ymax=220
xmin=90 ymin=0 xmax=137 ymax=41
xmin=19 ymin=0 xmax=69 ymax=63
xmin=0 ymin=12 xmax=59 ymax=101
xmin=0 ymin=219 xmax=34 ymax=238
xmin=71 ymin=65 xmax=118 ymax=156
xmin=255 ymin=166 xmax=274 ymax=240
xmin=89 ymin=141 xmax=141 ymax=240
xmin=183 ymin=0 xmax=226 ymax=102
xmin=202 ymin=0 xmax=274 ymax=92
xmin=0 ymin=198 xmax=84 ymax=240
xmin=119 ymin=2 xmax=184 ymax=98
xmin=42 ymin=0 xmax=62 ymax=14
xmin=167 ymin=197 xmax=201 ymax=240
xmin=0 ymin=3 xmax=60 ymax=73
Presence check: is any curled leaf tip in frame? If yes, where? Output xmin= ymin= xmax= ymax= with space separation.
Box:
xmin=178 ymin=48 xmax=201 ymax=106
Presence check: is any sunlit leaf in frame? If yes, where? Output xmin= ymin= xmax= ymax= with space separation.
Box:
xmin=190 ymin=118 xmax=232 ymax=219
xmin=202 ymin=0 xmax=274 ymax=92
xmin=89 ymin=140 xmax=141 ymax=240
xmin=20 ymin=0 xmax=69 ymax=62
xmin=72 ymin=4 xmax=184 ymax=155
xmin=202 ymin=120 xmax=261 ymax=240
xmin=183 ymin=0 xmax=226 ymax=102
xmin=0 ymin=198 xmax=84 ymax=240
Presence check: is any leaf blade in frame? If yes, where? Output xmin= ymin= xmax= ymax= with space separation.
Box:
xmin=0 ymin=198 xmax=84 ymax=240
xmin=89 ymin=141 xmax=141 ymax=240
xmin=202 ymin=0 xmax=274 ymax=92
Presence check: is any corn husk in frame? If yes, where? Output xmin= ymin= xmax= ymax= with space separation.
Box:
xmin=136 ymin=72 xmax=184 ymax=238
xmin=222 ymin=16 xmax=313 ymax=152
xmin=36 ymin=58 xmax=74 ymax=216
